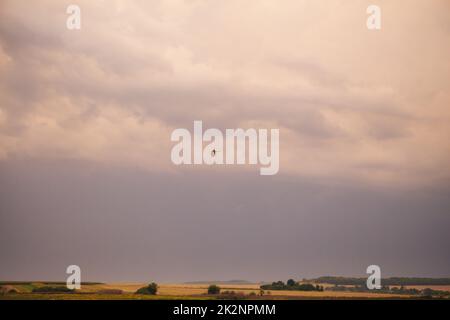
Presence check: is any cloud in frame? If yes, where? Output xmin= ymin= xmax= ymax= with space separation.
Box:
xmin=0 ymin=0 xmax=449 ymax=187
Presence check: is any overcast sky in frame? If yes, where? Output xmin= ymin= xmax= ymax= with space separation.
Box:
xmin=0 ymin=0 xmax=449 ymax=282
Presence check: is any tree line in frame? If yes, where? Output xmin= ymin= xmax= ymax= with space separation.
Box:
xmin=260 ymin=279 xmax=324 ymax=291
xmin=308 ymin=276 xmax=450 ymax=286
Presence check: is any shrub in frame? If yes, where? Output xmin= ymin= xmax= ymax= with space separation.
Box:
xmin=136 ymin=282 xmax=158 ymax=295
xmin=218 ymin=291 xmax=245 ymax=300
xmin=221 ymin=290 xmax=235 ymax=295
xmin=0 ymin=286 xmax=19 ymax=295
xmin=32 ymin=286 xmax=74 ymax=293
xmin=207 ymin=284 xmax=221 ymax=295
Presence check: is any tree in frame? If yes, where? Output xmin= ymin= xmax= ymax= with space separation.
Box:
xmin=421 ymin=288 xmax=433 ymax=297
xmin=287 ymin=279 xmax=296 ymax=286
xmin=207 ymin=284 xmax=221 ymax=295
xmin=136 ymin=282 xmax=158 ymax=295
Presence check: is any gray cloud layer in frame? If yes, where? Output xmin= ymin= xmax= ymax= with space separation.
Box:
xmin=1 ymin=159 xmax=449 ymax=282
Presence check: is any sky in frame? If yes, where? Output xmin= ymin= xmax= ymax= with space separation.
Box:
xmin=0 ymin=0 xmax=449 ymax=282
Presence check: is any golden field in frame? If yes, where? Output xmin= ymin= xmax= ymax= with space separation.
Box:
xmin=0 ymin=282 xmax=427 ymax=300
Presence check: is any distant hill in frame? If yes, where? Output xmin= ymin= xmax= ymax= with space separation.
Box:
xmin=184 ymin=280 xmax=253 ymax=285
xmin=308 ymin=276 xmax=450 ymax=286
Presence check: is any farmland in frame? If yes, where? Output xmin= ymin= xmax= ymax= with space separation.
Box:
xmin=1 ymin=281 xmax=448 ymax=300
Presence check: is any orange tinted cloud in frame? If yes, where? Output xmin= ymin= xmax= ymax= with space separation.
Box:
xmin=0 ymin=0 xmax=449 ymax=187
